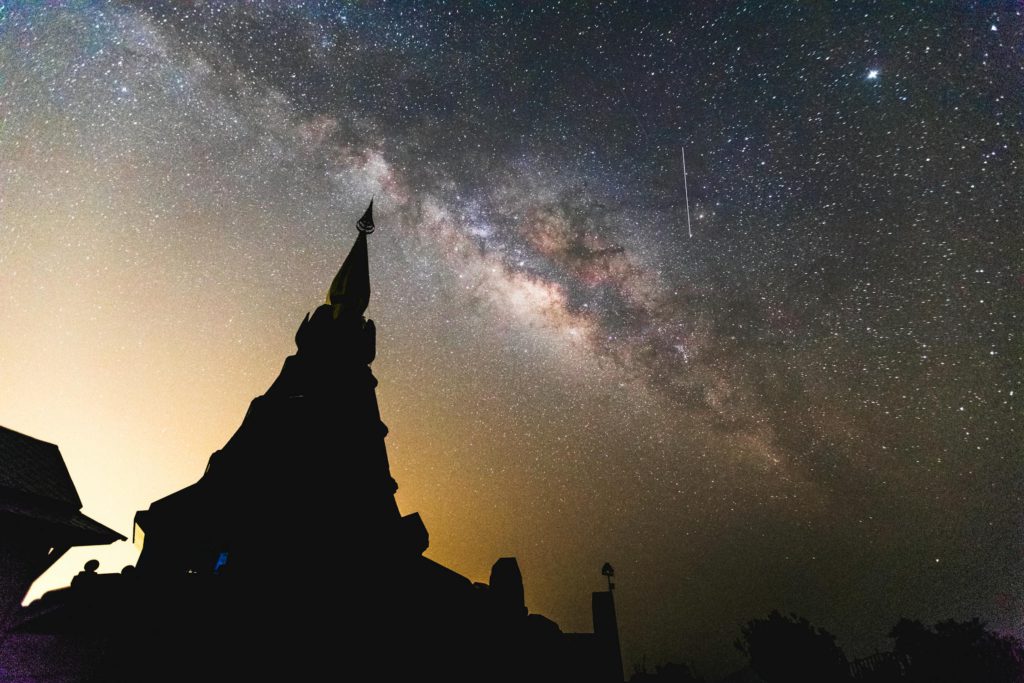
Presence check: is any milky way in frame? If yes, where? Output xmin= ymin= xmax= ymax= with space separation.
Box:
xmin=1 ymin=1 xmax=1021 ymax=674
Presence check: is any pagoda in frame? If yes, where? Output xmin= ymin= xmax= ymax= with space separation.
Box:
xmin=2 ymin=204 xmax=623 ymax=682
xmin=134 ymin=200 xmax=427 ymax=579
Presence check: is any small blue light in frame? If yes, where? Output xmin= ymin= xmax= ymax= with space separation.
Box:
xmin=213 ymin=552 xmax=229 ymax=573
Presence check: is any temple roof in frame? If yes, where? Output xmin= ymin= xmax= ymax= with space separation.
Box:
xmin=0 ymin=425 xmax=82 ymax=507
xmin=0 ymin=425 xmax=124 ymax=545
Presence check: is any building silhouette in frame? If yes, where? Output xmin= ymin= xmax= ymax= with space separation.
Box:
xmin=0 ymin=204 xmax=623 ymax=683
xmin=0 ymin=426 xmax=123 ymax=638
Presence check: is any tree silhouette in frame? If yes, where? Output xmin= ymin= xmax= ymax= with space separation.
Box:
xmin=890 ymin=617 xmax=1024 ymax=683
xmin=735 ymin=610 xmax=849 ymax=682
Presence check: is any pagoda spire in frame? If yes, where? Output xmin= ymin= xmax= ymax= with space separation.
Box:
xmin=326 ymin=201 xmax=374 ymax=318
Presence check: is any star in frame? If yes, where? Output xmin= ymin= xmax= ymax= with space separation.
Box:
xmin=867 ymin=69 xmax=880 ymax=80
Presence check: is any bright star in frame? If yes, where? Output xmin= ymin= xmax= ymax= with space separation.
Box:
xmin=867 ymin=69 xmax=880 ymax=80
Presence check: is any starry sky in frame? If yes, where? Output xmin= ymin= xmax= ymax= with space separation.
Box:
xmin=1 ymin=0 xmax=1021 ymax=675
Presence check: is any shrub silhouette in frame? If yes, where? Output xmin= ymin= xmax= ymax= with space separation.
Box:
xmin=890 ymin=617 xmax=1024 ymax=683
xmin=736 ymin=610 xmax=849 ymax=682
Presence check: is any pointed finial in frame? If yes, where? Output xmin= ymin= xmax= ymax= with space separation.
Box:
xmin=356 ymin=199 xmax=375 ymax=234
xmin=326 ymin=202 xmax=373 ymax=316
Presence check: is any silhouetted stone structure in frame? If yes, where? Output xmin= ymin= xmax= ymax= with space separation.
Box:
xmin=0 ymin=205 xmax=623 ymax=683
xmin=594 ymin=589 xmax=625 ymax=681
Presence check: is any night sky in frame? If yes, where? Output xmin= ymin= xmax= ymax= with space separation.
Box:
xmin=1 ymin=0 xmax=1021 ymax=675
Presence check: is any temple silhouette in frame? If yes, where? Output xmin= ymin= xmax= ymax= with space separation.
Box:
xmin=0 ymin=204 xmax=624 ymax=683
